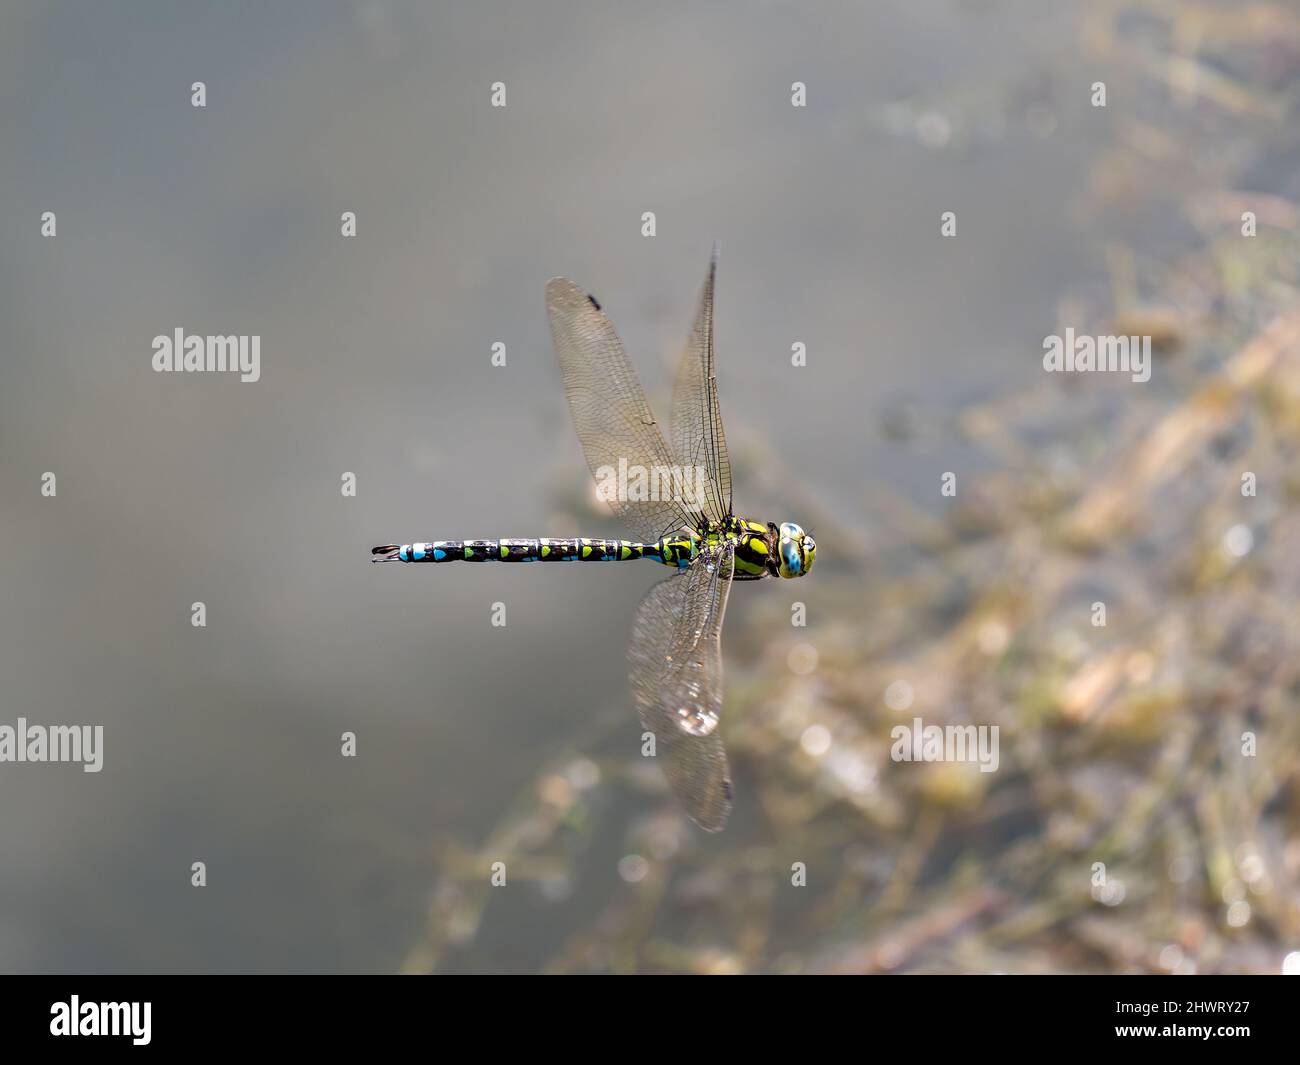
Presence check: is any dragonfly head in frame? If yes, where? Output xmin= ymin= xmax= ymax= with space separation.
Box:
xmin=775 ymin=521 xmax=816 ymax=579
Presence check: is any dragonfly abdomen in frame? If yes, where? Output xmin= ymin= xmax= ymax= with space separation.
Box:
xmin=372 ymin=537 xmax=692 ymax=565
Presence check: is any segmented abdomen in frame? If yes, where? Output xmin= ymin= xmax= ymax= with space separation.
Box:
xmin=395 ymin=538 xmax=657 ymax=563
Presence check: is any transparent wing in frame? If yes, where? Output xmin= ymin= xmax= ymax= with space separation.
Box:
xmin=670 ymin=249 xmax=732 ymax=526
xmin=628 ymin=544 xmax=735 ymax=831
xmin=546 ymin=278 xmax=697 ymax=543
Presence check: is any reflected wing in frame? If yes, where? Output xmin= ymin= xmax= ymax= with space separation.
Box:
xmin=546 ymin=278 xmax=697 ymax=543
xmin=628 ymin=544 xmax=735 ymax=831
xmin=670 ymin=249 xmax=732 ymax=526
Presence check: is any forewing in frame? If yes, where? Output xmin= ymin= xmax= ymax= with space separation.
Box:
xmin=628 ymin=545 xmax=735 ymax=831
xmin=670 ymin=250 xmax=732 ymax=526
xmin=546 ymin=278 xmax=696 ymax=543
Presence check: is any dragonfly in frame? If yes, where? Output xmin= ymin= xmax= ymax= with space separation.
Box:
xmin=372 ymin=249 xmax=816 ymax=831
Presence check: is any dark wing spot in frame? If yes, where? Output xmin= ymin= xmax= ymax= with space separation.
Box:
xmin=586 ymin=293 xmax=602 ymax=311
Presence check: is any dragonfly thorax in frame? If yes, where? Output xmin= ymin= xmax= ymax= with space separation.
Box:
xmin=656 ymin=516 xmax=816 ymax=580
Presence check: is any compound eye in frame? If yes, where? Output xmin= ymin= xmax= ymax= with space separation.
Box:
xmin=779 ymin=539 xmax=802 ymax=577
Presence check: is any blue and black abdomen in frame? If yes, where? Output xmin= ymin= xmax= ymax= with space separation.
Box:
xmin=372 ymin=538 xmax=678 ymax=564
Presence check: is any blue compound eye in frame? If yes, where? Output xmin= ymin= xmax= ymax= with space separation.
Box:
xmin=779 ymin=522 xmax=803 ymax=539
xmin=780 ymin=539 xmax=802 ymax=577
